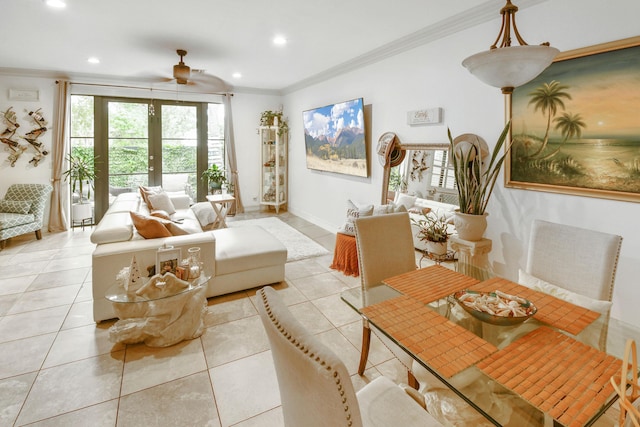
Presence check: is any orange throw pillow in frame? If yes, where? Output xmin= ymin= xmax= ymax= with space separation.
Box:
xmin=130 ymin=211 xmax=172 ymax=239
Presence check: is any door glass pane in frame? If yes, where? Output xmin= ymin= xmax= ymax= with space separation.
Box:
xmin=207 ymin=103 xmax=225 ymax=169
xmin=161 ymin=105 xmax=197 ymax=200
xmin=69 ymin=95 xmax=96 ymax=224
xmin=108 ymin=102 xmax=149 ymax=198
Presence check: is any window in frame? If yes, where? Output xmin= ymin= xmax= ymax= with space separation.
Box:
xmin=69 ymin=95 xmax=224 ymax=222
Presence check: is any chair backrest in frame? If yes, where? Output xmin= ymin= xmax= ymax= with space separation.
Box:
xmin=256 ymin=286 xmax=364 ymax=427
xmin=5 ymin=184 xmax=52 ymax=224
xmin=526 ymin=219 xmax=622 ymax=301
xmin=355 ymin=212 xmax=416 ymax=290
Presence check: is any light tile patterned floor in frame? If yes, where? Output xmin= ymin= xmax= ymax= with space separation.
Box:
xmin=0 ymin=210 xmax=619 ymax=426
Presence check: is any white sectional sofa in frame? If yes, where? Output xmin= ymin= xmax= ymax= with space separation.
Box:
xmin=90 ymin=192 xmax=287 ymax=322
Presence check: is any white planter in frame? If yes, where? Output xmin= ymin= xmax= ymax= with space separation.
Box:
xmin=426 ymin=241 xmax=448 ymax=256
xmin=72 ymin=203 xmax=92 ymax=221
xmin=453 ymin=211 xmax=488 ymax=241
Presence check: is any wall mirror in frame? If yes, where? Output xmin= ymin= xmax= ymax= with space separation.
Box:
xmin=377 ymin=132 xmax=456 ymax=205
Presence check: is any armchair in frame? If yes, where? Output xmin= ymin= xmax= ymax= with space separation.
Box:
xmin=0 ymin=184 xmax=52 ymax=249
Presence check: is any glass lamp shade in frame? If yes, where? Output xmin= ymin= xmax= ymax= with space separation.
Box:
xmin=462 ymin=45 xmax=559 ymax=92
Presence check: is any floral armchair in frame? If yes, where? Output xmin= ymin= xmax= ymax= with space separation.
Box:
xmin=0 ymin=184 xmax=52 ymax=249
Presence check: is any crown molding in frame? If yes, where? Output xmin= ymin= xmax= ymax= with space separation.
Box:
xmin=282 ymin=0 xmax=547 ymax=94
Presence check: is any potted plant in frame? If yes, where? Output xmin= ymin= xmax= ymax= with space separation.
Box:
xmin=449 ymin=121 xmax=511 ymax=240
xmin=388 ymin=167 xmax=408 ymax=201
xmin=260 ymin=110 xmax=289 ymax=136
xmin=412 ymin=213 xmax=450 ymax=255
xmin=63 ymin=152 xmax=98 ymax=221
xmin=201 ymin=164 xmax=227 ymax=193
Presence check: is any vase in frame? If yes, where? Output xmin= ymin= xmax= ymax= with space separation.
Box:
xmin=453 ymin=211 xmax=488 ymax=241
xmin=426 ymin=241 xmax=448 ymax=256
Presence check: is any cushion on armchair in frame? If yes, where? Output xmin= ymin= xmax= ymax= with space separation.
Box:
xmin=0 ymin=200 xmax=32 ymax=214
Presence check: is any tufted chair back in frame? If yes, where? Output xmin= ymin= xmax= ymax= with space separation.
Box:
xmin=256 ymin=286 xmax=364 ymax=427
xmin=5 ymin=184 xmax=52 ymax=225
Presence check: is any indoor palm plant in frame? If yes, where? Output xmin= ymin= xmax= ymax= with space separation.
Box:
xmin=63 ymin=151 xmax=98 ymax=222
xmin=449 ymin=121 xmax=511 ymax=240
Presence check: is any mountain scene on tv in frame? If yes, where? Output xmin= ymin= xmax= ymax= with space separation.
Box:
xmin=303 ymin=98 xmax=368 ymax=177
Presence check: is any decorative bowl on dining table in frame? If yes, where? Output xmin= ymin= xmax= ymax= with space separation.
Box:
xmin=452 ymin=289 xmax=537 ymax=326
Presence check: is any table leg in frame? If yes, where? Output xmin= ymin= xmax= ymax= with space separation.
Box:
xmin=408 ymin=371 xmax=419 ymax=390
xmin=358 ymin=320 xmax=371 ymax=375
xmin=211 ymin=202 xmax=228 ymax=228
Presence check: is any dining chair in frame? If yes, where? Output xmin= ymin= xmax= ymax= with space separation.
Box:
xmin=256 ymin=286 xmax=443 ymax=427
xmin=526 ymin=219 xmax=623 ymax=350
xmin=354 ymin=212 xmax=418 ymax=384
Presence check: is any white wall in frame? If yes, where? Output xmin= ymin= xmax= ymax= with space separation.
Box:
xmin=283 ymin=0 xmax=640 ymax=324
xmin=0 ymin=77 xmax=57 ymax=225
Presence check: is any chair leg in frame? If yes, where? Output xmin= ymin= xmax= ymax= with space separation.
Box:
xmin=35 ymin=229 xmax=42 ymax=240
xmin=408 ymin=370 xmax=419 ymax=390
xmin=0 ymin=240 xmax=5 ymax=249
xmin=358 ymin=321 xmax=372 ymax=375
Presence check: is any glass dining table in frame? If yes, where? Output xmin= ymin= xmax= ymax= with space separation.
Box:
xmin=340 ymin=264 xmax=640 ymax=427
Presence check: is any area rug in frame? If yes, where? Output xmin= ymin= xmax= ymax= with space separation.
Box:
xmin=227 ymin=217 xmax=329 ymax=262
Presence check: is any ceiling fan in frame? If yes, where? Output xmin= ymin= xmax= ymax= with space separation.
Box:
xmin=165 ymin=49 xmax=228 ymax=92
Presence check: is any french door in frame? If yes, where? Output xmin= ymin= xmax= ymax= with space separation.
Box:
xmin=93 ymin=98 xmax=207 ymax=221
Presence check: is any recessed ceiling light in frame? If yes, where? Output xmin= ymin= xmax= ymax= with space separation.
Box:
xmin=273 ymin=36 xmax=287 ymax=46
xmin=87 ymin=57 xmax=100 ymax=64
xmin=232 ymin=72 xmax=242 ymax=79
xmin=45 ymin=0 xmax=66 ymax=8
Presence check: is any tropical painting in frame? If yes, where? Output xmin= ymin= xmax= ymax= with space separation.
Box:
xmin=508 ymin=37 xmax=640 ymax=201
xmin=303 ymin=98 xmax=368 ymax=177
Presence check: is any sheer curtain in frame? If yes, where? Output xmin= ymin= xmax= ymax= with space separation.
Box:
xmin=224 ymin=94 xmax=243 ymax=214
xmin=48 ymin=80 xmax=70 ymax=232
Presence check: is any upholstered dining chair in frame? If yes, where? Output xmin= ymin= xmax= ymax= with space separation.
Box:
xmin=524 ymin=219 xmax=623 ymax=349
xmin=256 ymin=286 xmax=443 ymax=427
xmin=354 ymin=212 xmax=418 ymax=384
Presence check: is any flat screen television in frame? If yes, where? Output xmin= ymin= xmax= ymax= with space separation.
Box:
xmin=302 ymin=98 xmax=368 ymax=177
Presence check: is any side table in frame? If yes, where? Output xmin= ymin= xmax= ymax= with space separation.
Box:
xmin=206 ymin=194 xmax=235 ymax=228
xmin=105 ymin=274 xmax=210 ymax=347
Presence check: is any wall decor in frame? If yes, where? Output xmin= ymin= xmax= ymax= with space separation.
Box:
xmin=407 ymin=108 xmax=442 ymax=125
xmin=22 ymin=108 xmax=49 ymax=166
xmin=9 ymin=89 xmax=39 ymax=102
xmin=302 ymin=98 xmax=368 ymax=178
xmin=506 ymin=36 xmax=640 ymax=202
xmin=1 ymin=107 xmax=28 ymax=166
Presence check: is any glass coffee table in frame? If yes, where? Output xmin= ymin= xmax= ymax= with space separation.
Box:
xmin=105 ymin=274 xmax=211 ymax=347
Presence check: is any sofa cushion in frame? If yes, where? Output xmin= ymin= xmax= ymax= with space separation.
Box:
xmin=130 ymin=211 xmax=172 ymax=239
xmin=212 ymin=226 xmax=287 ymax=275
xmin=148 ymin=192 xmax=176 ymax=215
xmin=395 ymin=193 xmax=417 ymax=210
xmin=0 ymin=200 xmax=32 ymax=214
xmin=90 ymin=212 xmax=134 ymax=244
xmin=150 ymin=210 xmax=171 ymax=220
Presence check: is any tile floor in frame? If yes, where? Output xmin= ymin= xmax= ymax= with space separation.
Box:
xmin=0 ymin=211 xmax=424 ymax=427
xmin=0 ymin=211 xmax=619 ymax=426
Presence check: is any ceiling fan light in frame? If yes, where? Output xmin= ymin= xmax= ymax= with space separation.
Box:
xmin=462 ymin=45 xmax=559 ymax=93
xmin=173 ymin=63 xmax=190 ymax=84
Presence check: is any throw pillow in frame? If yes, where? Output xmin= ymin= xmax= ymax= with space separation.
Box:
xmin=165 ymin=221 xmax=189 ymax=236
xmin=395 ymin=193 xmax=417 ymax=210
xmin=150 ymin=210 xmax=171 ymax=220
xmin=147 ymin=192 xmax=176 ymax=215
xmin=139 ymin=185 xmax=162 ymax=205
xmin=191 ymin=202 xmax=217 ymax=227
xmin=129 ymin=211 xmax=172 ymax=239
xmin=408 ymin=206 xmax=431 ymax=215
xmin=0 ymin=200 xmax=32 ymax=214
xmin=518 ymin=269 xmax=612 ymax=315
xmin=338 ymin=199 xmax=374 ymax=236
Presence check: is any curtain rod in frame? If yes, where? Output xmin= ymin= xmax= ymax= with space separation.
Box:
xmin=55 ymin=79 xmax=233 ymax=96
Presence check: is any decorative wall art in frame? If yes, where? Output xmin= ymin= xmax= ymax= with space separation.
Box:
xmin=302 ymin=98 xmax=369 ymax=178
xmin=0 ymin=106 xmax=49 ymax=167
xmin=506 ymin=36 xmax=640 ymax=202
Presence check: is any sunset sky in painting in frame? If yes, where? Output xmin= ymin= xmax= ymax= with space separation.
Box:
xmin=511 ymin=44 xmax=640 ymax=140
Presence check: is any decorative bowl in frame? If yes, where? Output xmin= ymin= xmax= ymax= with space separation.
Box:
xmin=452 ymin=289 xmax=537 ymax=326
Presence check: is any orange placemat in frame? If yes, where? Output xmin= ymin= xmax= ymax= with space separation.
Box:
xmin=383 ymin=265 xmax=480 ymax=305
xmin=468 ymin=277 xmax=600 ymax=335
xmin=477 ymin=327 xmax=620 ymax=427
xmin=362 ymin=294 xmax=497 ymax=378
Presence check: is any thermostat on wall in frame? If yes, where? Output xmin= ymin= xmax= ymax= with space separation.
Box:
xmin=407 ymin=108 xmax=442 ymax=125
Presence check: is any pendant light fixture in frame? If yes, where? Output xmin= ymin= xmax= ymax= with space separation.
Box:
xmin=462 ymin=1 xmax=559 ymax=94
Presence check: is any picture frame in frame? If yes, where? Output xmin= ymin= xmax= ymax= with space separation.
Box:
xmin=506 ymin=36 xmax=640 ymax=202
xmin=156 ymin=246 xmax=181 ymax=276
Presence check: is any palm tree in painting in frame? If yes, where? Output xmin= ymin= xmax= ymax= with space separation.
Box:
xmin=536 ymin=112 xmax=587 ymax=160
xmin=525 ymin=80 xmax=572 ymax=159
